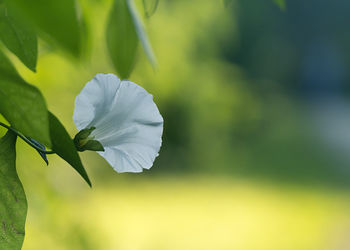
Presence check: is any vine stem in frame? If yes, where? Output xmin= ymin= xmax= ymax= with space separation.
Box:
xmin=0 ymin=121 xmax=55 ymax=154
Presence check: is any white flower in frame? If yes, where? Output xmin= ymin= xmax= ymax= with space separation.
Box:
xmin=73 ymin=73 xmax=163 ymax=173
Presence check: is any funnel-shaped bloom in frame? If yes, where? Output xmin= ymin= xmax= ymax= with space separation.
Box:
xmin=73 ymin=73 xmax=163 ymax=173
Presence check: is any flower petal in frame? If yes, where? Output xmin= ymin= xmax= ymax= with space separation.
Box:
xmin=73 ymin=73 xmax=163 ymax=173
xmin=73 ymin=73 xmax=122 ymax=130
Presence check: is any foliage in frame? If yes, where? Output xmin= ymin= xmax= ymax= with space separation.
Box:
xmin=5 ymin=0 xmax=81 ymax=56
xmin=0 ymin=0 xmax=290 ymax=249
xmin=0 ymin=50 xmax=50 ymax=147
xmin=48 ymin=112 xmax=91 ymax=187
xmin=106 ymin=0 xmax=138 ymax=79
xmin=106 ymin=0 xmax=155 ymax=79
xmin=0 ymin=131 xmax=26 ymax=250
xmin=0 ymin=0 xmax=159 ymax=248
xmin=0 ymin=4 xmax=37 ymax=71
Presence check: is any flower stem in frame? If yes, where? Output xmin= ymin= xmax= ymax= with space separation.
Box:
xmin=0 ymin=121 xmax=55 ymax=154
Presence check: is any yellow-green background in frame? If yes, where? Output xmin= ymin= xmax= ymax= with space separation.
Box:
xmin=3 ymin=0 xmax=350 ymax=249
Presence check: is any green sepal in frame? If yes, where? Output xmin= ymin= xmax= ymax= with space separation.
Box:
xmin=73 ymin=127 xmax=104 ymax=152
xmin=74 ymin=127 xmax=95 ymax=141
xmin=81 ymin=140 xmax=104 ymax=152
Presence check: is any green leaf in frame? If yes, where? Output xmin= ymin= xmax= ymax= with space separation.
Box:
xmin=0 ymin=4 xmax=37 ymax=72
xmin=0 ymin=131 xmax=27 ymax=250
xmin=107 ymin=0 xmax=139 ymax=79
xmin=0 ymin=51 xmax=51 ymax=147
xmin=128 ymin=0 xmax=157 ymax=67
xmin=142 ymin=0 xmax=159 ymax=18
xmin=5 ymin=0 xmax=81 ymax=56
xmin=273 ymin=0 xmax=286 ymax=10
xmin=49 ymin=112 xmax=91 ymax=187
xmin=107 ymin=0 xmax=156 ymax=79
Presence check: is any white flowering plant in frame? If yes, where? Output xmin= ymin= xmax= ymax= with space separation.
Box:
xmin=0 ymin=0 xmax=283 ymax=249
xmin=0 ymin=0 xmax=164 ymax=249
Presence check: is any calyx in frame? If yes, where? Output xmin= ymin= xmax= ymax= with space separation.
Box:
xmin=73 ymin=127 xmax=104 ymax=152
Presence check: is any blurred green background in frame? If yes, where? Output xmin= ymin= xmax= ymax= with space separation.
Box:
xmin=5 ymin=0 xmax=350 ymax=249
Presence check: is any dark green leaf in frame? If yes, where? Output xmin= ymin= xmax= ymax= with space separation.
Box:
xmin=142 ymin=0 xmax=159 ymax=18
xmin=49 ymin=112 xmax=91 ymax=187
xmin=0 ymin=131 xmax=27 ymax=250
xmin=0 ymin=4 xmax=37 ymax=72
xmin=107 ymin=0 xmax=156 ymax=78
xmin=273 ymin=0 xmax=286 ymax=10
xmin=5 ymin=0 xmax=81 ymax=56
xmin=107 ymin=0 xmax=139 ymax=79
xmin=0 ymin=51 xmax=51 ymax=147
xmin=128 ymin=0 xmax=156 ymax=67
